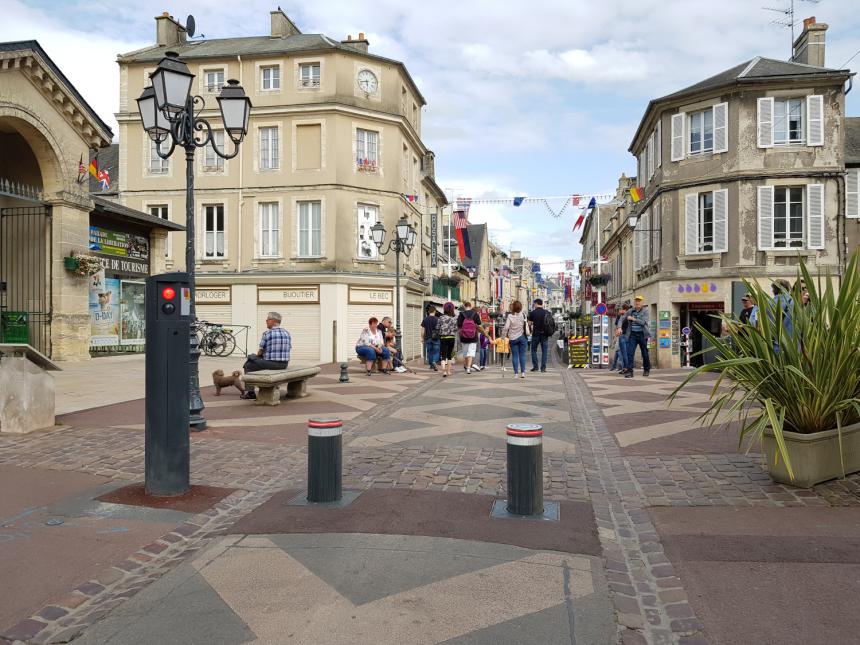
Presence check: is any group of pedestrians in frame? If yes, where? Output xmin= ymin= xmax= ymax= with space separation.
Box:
xmin=609 ymin=296 xmax=651 ymax=378
xmin=355 ymin=315 xmax=409 ymax=375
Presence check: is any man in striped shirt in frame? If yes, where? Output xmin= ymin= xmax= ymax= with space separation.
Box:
xmin=241 ymin=311 xmax=291 ymax=400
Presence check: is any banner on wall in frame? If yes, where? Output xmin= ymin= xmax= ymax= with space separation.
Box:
xmin=89 ymin=270 xmax=121 ymax=347
xmin=120 ymin=281 xmax=146 ymax=345
xmin=89 ymin=226 xmax=148 ymax=260
xmin=430 ymin=210 xmax=438 ymax=267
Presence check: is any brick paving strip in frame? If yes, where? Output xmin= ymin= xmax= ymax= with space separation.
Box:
xmin=561 ymin=367 xmax=708 ymax=645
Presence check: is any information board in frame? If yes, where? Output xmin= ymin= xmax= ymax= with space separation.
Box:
xmin=568 ymin=335 xmax=589 ymax=368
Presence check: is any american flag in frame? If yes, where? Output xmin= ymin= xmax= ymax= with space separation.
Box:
xmin=452 ymin=210 xmax=468 ymax=230
xmin=456 ymin=197 xmax=472 ymax=214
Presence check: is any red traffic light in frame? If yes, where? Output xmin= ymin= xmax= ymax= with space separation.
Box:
xmin=161 ymin=287 xmax=176 ymax=300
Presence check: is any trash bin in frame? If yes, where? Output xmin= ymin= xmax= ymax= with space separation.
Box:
xmin=0 ymin=312 xmax=29 ymax=344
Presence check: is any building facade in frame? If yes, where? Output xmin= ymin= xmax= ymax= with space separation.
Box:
xmin=626 ymin=18 xmax=854 ymax=368
xmin=117 ymin=10 xmax=447 ymax=363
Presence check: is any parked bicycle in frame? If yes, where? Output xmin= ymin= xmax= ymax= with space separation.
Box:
xmin=192 ymin=320 xmax=238 ymax=356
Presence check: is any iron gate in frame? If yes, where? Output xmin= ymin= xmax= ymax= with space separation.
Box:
xmin=0 ymin=206 xmax=52 ymax=356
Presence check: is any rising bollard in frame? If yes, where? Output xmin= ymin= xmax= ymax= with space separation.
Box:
xmin=506 ymin=423 xmax=544 ymax=516
xmin=307 ymin=417 xmax=343 ymax=503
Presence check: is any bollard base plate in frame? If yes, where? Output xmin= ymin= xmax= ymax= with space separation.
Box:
xmin=285 ymin=489 xmax=362 ymax=508
xmin=490 ymin=499 xmax=559 ymax=522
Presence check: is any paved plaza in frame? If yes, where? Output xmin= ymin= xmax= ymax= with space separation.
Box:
xmin=1 ymin=353 xmax=860 ymax=644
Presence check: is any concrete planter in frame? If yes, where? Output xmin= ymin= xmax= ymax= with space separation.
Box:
xmin=763 ymin=421 xmax=860 ymax=488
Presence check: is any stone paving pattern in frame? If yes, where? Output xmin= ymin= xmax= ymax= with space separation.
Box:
xmin=3 ymin=355 xmax=860 ymax=643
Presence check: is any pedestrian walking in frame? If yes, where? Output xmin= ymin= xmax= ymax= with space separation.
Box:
xmin=437 ymin=302 xmax=459 ymax=378
xmin=502 ymin=299 xmax=529 ymax=379
xmin=241 ymin=311 xmax=291 ymax=400
xmin=457 ymin=301 xmax=483 ymax=374
xmin=738 ymin=294 xmax=757 ymax=325
xmin=421 ymin=304 xmax=441 ymax=371
xmin=527 ymin=298 xmax=555 ymax=372
xmin=611 ymin=303 xmax=631 ymax=373
xmin=624 ymin=296 xmax=651 ymax=378
xmin=478 ymin=328 xmax=491 ymax=371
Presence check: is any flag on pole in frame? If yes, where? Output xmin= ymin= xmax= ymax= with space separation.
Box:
xmin=572 ymin=196 xmax=597 ymax=232
xmin=78 ymin=154 xmax=86 ymax=175
xmin=630 ymin=186 xmax=644 ymax=203
xmin=452 ymin=210 xmax=471 ymax=260
xmin=513 ymin=196 xmax=525 ymax=206
xmin=88 ymin=154 xmax=99 ymax=179
xmin=402 ymin=194 xmax=419 ymax=202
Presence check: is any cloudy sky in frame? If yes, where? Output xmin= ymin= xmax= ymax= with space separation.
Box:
xmin=4 ymin=0 xmax=859 ymax=272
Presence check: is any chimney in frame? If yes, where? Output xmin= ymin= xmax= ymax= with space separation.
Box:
xmin=422 ymin=151 xmax=435 ymax=180
xmin=792 ymin=16 xmax=828 ymax=67
xmin=155 ymin=12 xmax=187 ymax=47
xmin=270 ymin=9 xmax=301 ymax=38
xmin=341 ymin=32 xmax=369 ymax=53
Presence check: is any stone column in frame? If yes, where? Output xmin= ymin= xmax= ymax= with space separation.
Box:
xmin=49 ymin=196 xmax=93 ymax=361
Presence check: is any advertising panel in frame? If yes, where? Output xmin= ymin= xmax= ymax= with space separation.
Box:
xmin=89 ymin=270 xmax=120 ymax=347
xmin=120 ymin=280 xmax=146 ymax=345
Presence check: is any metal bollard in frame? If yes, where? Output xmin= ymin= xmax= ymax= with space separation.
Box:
xmin=307 ymin=417 xmax=343 ymax=503
xmin=506 ymin=423 xmax=544 ymax=516
xmin=339 ymin=363 xmax=350 ymax=383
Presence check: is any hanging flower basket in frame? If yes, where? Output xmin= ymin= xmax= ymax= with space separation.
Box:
xmin=66 ymin=254 xmax=103 ymax=276
xmin=439 ymin=275 xmax=462 ymax=287
xmin=588 ymin=274 xmax=611 ymax=286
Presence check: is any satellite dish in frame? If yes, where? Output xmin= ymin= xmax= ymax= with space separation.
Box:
xmin=186 ymin=14 xmax=196 ymax=38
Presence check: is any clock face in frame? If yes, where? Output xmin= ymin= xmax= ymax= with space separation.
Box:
xmin=357 ymin=69 xmax=379 ymax=94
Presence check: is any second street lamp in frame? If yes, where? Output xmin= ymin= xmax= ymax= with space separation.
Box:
xmin=371 ymin=216 xmax=416 ymax=353
xmin=136 ymin=51 xmax=251 ymax=431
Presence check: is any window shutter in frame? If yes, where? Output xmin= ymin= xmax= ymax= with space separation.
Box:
xmin=648 ymin=134 xmax=654 ymax=179
xmin=807 ymin=183 xmax=825 ymax=250
xmin=757 ymin=98 xmax=774 ymax=148
xmin=640 ymin=211 xmax=650 ymax=265
xmin=656 ymin=118 xmax=662 ymax=168
xmin=633 ymin=223 xmax=640 ymax=270
xmin=847 ymin=169 xmax=860 ymax=219
xmin=713 ymin=189 xmax=728 ymax=253
xmin=757 ymin=186 xmax=774 ymax=250
xmin=685 ymin=194 xmax=698 ymax=254
xmin=806 ymin=95 xmax=824 ymax=147
xmin=713 ymin=103 xmax=728 ymax=153
xmin=671 ymin=113 xmax=685 ymax=161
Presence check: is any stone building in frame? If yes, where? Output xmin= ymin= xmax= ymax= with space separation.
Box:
xmin=0 ymin=40 xmax=179 ymax=361
xmin=626 ymin=17 xmax=854 ymax=368
xmin=117 ymin=10 xmax=447 ymax=363
xmin=845 ymin=117 xmax=860 ymax=251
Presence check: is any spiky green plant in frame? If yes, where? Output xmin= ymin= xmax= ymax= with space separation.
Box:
xmin=669 ymin=251 xmax=860 ymax=481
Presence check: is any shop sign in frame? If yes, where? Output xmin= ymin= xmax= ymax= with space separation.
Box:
xmin=430 ymin=211 xmax=438 ymax=268
xmin=671 ymin=316 xmax=680 ymax=355
xmin=349 ymin=287 xmax=393 ymax=305
xmin=89 ymin=226 xmax=149 ymax=261
xmin=258 ymin=286 xmax=320 ymax=304
xmin=676 ymin=282 xmax=718 ymax=295
xmin=196 ymin=287 xmax=231 ymax=304
xmin=568 ymin=335 xmax=589 ymax=368
xmin=659 ymin=310 xmax=670 ymax=320
xmin=97 ymin=255 xmax=149 ymax=276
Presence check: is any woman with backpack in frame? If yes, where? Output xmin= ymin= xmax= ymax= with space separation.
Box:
xmin=437 ymin=302 xmax=459 ymax=377
xmin=502 ymin=300 xmax=529 ymax=379
xmin=456 ymin=301 xmax=484 ymax=374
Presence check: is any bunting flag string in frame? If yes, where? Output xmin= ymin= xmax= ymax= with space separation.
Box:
xmin=402 ymin=194 xmax=419 ymax=202
xmin=459 ymin=192 xmax=615 ymax=216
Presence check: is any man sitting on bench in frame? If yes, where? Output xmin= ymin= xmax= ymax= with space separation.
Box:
xmin=240 ymin=311 xmax=291 ymax=400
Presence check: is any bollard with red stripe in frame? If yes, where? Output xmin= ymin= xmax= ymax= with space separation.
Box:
xmin=506 ymin=423 xmax=544 ymax=516
xmin=307 ymin=417 xmax=343 ymax=503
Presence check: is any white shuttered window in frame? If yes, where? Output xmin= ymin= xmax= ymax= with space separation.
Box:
xmin=259 ymin=202 xmax=280 ymax=258
xmin=757 ymin=186 xmax=775 ymax=250
xmin=260 ymin=126 xmax=279 ymax=170
xmin=806 ymin=184 xmax=824 ymax=249
xmin=713 ymin=189 xmax=728 ymax=252
xmin=713 ymin=103 xmax=728 ymax=153
xmin=806 ymin=95 xmax=824 ymax=146
xmin=757 ymin=98 xmax=774 ymax=148
xmin=847 ymin=169 xmax=860 ymax=219
xmin=685 ymin=194 xmax=698 ymax=254
xmin=298 ymin=201 xmax=322 ymax=257
xmin=671 ymin=113 xmax=685 ymax=161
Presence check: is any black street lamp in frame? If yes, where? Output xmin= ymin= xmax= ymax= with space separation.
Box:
xmin=370 ymin=215 xmax=416 ymax=352
xmin=136 ymin=51 xmax=251 ymax=431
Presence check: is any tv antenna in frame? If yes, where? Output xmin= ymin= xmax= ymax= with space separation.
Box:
xmin=762 ymin=0 xmax=819 ymax=58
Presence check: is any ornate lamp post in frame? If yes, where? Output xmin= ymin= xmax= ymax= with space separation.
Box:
xmin=370 ymin=216 xmax=416 ymax=351
xmin=136 ymin=51 xmax=251 ymax=431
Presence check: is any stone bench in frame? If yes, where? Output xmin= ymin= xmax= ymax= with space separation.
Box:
xmin=242 ymin=366 xmax=321 ymax=406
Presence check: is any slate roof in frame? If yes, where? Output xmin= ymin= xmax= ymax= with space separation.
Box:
xmin=89 ymin=144 xmax=118 ymax=195
xmin=91 ymin=196 xmax=185 ymax=231
xmin=845 ymin=117 xmax=860 ymax=166
xmin=631 ymin=56 xmax=852 ymax=151
xmin=461 ymin=223 xmax=486 ymax=268
xmin=119 ymin=33 xmax=426 ymax=105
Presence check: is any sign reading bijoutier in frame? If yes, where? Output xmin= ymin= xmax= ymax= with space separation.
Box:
xmin=349 ymin=287 xmax=393 ymax=305
xmin=257 ymin=286 xmax=320 ymax=304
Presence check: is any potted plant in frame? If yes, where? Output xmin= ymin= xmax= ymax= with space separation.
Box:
xmin=588 ymin=273 xmax=611 ymax=286
xmin=65 ymin=253 xmax=104 ymax=276
xmin=669 ymin=252 xmax=860 ymax=487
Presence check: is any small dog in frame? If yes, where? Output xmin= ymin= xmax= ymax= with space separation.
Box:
xmin=212 ymin=369 xmax=244 ymax=395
